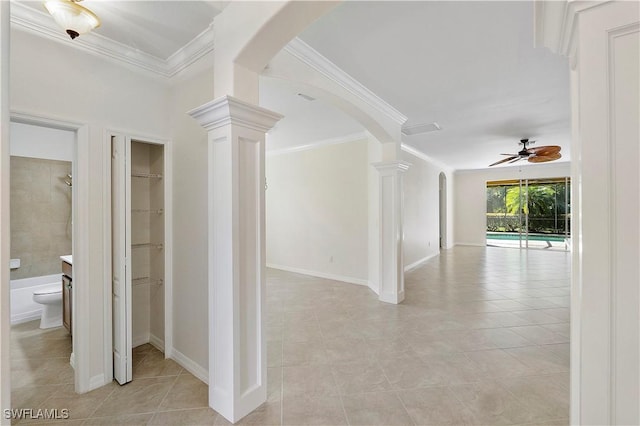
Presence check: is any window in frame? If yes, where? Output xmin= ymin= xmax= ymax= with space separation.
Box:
xmin=486 ymin=178 xmax=570 ymax=250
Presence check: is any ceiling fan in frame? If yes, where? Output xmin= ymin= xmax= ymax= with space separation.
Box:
xmin=489 ymin=138 xmax=561 ymax=167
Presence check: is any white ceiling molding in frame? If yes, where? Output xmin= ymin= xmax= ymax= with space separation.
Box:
xmin=10 ymin=1 xmax=214 ymax=78
xmin=284 ymin=37 xmax=407 ymax=127
xmin=534 ymin=0 xmax=608 ymax=62
xmin=454 ymin=160 xmax=572 ymax=175
xmin=400 ymin=144 xmax=451 ymax=172
xmin=266 ymin=131 xmax=369 ymax=157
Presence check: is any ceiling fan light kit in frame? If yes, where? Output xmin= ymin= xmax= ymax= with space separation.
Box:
xmin=44 ymin=0 xmax=101 ymax=40
xmin=489 ymin=138 xmax=561 ymax=167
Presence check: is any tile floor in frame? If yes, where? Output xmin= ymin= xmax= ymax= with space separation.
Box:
xmin=10 ymin=246 xmax=570 ymax=425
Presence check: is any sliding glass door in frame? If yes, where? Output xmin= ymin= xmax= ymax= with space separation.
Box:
xmin=486 ymin=178 xmax=570 ymax=250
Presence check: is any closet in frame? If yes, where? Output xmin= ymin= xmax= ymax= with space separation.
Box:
xmin=111 ymin=136 xmax=167 ymax=385
xmin=130 ymin=141 xmax=165 ymax=351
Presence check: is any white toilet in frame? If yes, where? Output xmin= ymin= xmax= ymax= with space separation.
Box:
xmin=32 ymin=284 xmax=63 ymax=329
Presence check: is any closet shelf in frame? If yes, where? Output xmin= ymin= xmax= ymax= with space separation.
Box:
xmin=132 ymin=243 xmax=164 ymax=249
xmin=132 ymin=171 xmax=163 ymax=179
xmin=132 ymin=208 xmax=164 ymax=214
xmin=132 ymin=277 xmax=163 ymax=286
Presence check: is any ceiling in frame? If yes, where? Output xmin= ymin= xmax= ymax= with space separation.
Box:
xmin=14 ymin=0 xmax=571 ymax=170
xmin=298 ymin=1 xmax=571 ymax=170
xmin=19 ymin=0 xmax=226 ymax=60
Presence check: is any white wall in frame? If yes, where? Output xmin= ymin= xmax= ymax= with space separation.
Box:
xmin=401 ymin=149 xmax=452 ymax=268
xmin=10 ymin=122 xmax=73 ymax=161
xmin=266 ymin=139 xmax=369 ymax=284
xmin=168 ymin=67 xmax=212 ymax=377
xmin=10 ymin=29 xmax=171 ymax=388
xmin=453 ymin=162 xmax=571 ymax=246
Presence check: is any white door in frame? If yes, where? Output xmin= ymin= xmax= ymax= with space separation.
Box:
xmin=111 ymin=135 xmax=132 ymax=384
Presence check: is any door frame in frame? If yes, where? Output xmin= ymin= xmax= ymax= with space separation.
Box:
xmin=438 ymin=172 xmax=447 ymax=249
xmin=9 ymin=110 xmax=91 ymax=393
xmin=103 ymin=129 xmax=173 ymax=383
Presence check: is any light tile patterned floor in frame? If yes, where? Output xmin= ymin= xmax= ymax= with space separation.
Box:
xmin=11 ymin=246 xmax=570 ymax=425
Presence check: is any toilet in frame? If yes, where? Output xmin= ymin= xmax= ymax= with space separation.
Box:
xmin=32 ymin=284 xmax=63 ymax=329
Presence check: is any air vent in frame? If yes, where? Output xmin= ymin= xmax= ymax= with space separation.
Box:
xmin=402 ymin=121 xmax=441 ymax=136
xmin=297 ymin=93 xmax=316 ymax=101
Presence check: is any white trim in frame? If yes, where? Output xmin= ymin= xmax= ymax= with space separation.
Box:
xmin=88 ymin=374 xmax=106 ymax=392
xmin=132 ymin=333 xmax=150 ymax=349
xmin=149 ymin=333 xmax=164 ymax=353
xmin=284 ymin=37 xmax=407 ymax=127
xmin=103 ymin=129 xmax=173 ymax=387
xmin=10 ymin=311 xmax=41 ymax=325
xmin=404 ymin=253 xmax=438 ymax=273
xmin=454 ymin=160 xmax=572 ymax=175
xmin=163 ymin=137 xmax=173 ymax=361
xmin=9 ymin=2 xmax=215 ymax=78
xmin=101 ymin=130 xmax=113 ymax=385
xmin=165 ymin=23 xmax=215 ymax=77
xmin=267 ymin=132 xmax=368 ymax=157
xmin=400 ymin=144 xmax=452 ymax=171
xmin=170 ymin=347 xmax=208 ymax=385
xmin=70 ymin=352 xmax=75 ymax=369
xmin=266 ymin=263 xmax=369 ymax=287
xmin=455 ymin=242 xmax=487 ymax=247
xmin=9 ymin=111 xmax=91 ymax=395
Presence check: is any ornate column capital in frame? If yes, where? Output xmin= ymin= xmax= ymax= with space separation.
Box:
xmin=188 ymin=95 xmax=283 ymax=133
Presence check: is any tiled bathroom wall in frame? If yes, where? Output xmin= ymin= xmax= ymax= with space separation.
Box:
xmin=10 ymin=156 xmax=72 ymax=280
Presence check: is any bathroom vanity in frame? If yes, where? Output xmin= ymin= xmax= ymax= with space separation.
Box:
xmin=61 ymin=255 xmax=72 ymax=335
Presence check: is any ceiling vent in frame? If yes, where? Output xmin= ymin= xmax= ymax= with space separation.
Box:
xmin=297 ymin=93 xmax=316 ymax=101
xmin=402 ymin=121 xmax=441 ymax=136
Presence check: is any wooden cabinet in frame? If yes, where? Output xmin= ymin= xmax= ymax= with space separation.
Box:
xmin=62 ymin=261 xmax=72 ymax=335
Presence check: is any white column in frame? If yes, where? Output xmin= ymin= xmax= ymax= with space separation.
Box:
xmin=188 ymin=95 xmax=282 ymax=423
xmin=0 ymin=1 xmax=9 ymax=421
xmin=373 ymin=161 xmax=410 ymax=304
xmin=537 ymin=1 xmax=639 ymax=424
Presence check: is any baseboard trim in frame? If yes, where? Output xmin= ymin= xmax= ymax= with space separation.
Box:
xmin=11 ymin=310 xmax=42 ymax=325
xmin=88 ymin=374 xmax=106 ymax=391
xmin=170 ymin=347 xmax=208 ymax=384
xmin=149 ymin=333 xmax=164 ymax=352
xmin=266 ymin=263 xmax=369 ymax=287
xmin=133 ymin=333 xmax=150 ymax=348
xmin=455 ymin=242 xmax=487 ymax=247
xmin=404 ymin=253 xmax=438 ymax=272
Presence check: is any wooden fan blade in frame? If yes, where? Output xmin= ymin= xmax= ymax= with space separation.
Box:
xmin=528 ymin=152 xmax=562 ymax=163
xmin=527 ymin=145 xmax=561 ymax=156
xmin=509 ymin=157 xmax=524 ymax=163
xmin=489 ymin=156 xmax=517 ymax=166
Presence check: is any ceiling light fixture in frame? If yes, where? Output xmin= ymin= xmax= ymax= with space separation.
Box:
xmin=44 ymin=0 xmax=101 ymax=40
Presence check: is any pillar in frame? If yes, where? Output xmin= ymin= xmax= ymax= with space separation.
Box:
xmin=373 ymin=160 xmax=410 ymax=304
xmin=188 ymin=95 xmax=283 ymax=423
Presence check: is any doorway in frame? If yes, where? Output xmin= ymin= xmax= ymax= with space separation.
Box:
xmin=109 ymin=133 xmax=172 ymax=385
xmin=486 ymin=178 xmax=571 ymax=250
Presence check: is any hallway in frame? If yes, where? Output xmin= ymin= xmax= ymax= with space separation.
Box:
xmin=10 ymin=246 xmax=569 ymax=425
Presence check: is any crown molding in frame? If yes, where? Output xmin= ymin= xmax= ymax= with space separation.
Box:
xmin=400 ymin=144 xmax=451 ymax=172
xmin=266 ymin=131 xmax=368 ymax=157
xmin=284 ymin=37 xmax=407 ymax=127
xmin=534 ymin=0 xmax=610 ymax=65
xmin=454 ymin=160 xmax=572 ymax=174
xmin=10 ymin=1 xmax=214 ymax=78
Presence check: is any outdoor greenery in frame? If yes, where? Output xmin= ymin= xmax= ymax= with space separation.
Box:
xmin=486 ymin=181 xmax=570 ymax=234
